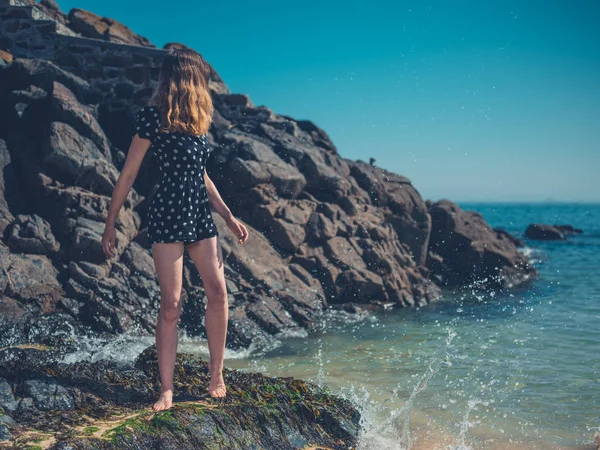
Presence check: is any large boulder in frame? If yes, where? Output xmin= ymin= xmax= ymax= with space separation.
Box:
xmin=525 ymin=224 xmax=566 ymax=241
xmin=426 ymin=200 xmax=536 ymax=289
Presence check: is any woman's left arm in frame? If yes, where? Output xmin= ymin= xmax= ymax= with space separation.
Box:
xmin=204 ymin=169 xmax=249 ymax=243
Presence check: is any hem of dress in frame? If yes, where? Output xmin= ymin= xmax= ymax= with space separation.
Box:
xmin=151 ymin=231 xmax=219 ymax=245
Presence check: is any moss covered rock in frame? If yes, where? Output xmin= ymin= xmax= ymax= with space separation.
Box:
xmin=0 ymin=345 xmax=360 ymax=449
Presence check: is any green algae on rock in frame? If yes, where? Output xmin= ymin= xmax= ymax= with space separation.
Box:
xmin=0 ymin=345 xmax=360 ymax=449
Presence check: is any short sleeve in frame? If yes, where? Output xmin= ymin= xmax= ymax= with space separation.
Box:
xmin=134 ymin=106 xmax=159 ymax=141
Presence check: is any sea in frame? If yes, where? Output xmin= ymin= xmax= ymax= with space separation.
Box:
xmin=66 ymin=202 xmax=600 ymax=449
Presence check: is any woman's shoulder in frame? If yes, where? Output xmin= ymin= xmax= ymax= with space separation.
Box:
xmin=135 ymin=105 xmax=160 ymax=140
xmin=136 ymin=105 xmax=158 ymax=119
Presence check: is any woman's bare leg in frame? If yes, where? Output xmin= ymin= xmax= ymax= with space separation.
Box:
xmin=151 ymin=241 xmax=185 ymax=411
xmin=185 ymin=236 xmax=228 ymax=398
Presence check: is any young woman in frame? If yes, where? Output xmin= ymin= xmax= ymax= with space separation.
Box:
xmin=101 ymin=48 xmax=249 ymax=411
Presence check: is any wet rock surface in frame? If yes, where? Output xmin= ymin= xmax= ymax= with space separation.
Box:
xmin=0 ymin=0 xmax=536 ymax=353
xmin=0 ymin=345 xmax=360 ymax=449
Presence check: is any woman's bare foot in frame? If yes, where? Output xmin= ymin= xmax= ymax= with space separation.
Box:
xmin=153 ymin=388 xmax=173 ymax=411
xmin=208 ymin=362 xmax=227 ymax=398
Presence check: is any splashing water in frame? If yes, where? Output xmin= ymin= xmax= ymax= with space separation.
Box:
xmin=447 ymin=398 xmax=488 ymax=450
xmin=338 ymin=328 xmax=457 ymax=450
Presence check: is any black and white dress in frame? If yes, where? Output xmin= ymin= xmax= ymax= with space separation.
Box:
xmin=134 ymin=105 xmax=219 ymax=245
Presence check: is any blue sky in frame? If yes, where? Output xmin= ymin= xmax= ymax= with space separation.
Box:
xmin=58 ymin=0 xmax=599 ymax=202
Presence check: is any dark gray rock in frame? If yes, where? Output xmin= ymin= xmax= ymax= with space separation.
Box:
xmin=525 ymin=224 xmax=565 ymax=241
xmin=120 ymin=241 xmax=156 ymax=279
xmin=68 ymin=216 xmax=113 ymax=263
xmin=245 ymin=294 xmax=299 ymax=335
xmin=23 ymin=379 xmax=75 ymax=411
xmin=0 ymin=378 xmax=17 ymax=412
xmin=37 ymin=182 xmax=140 ymax=261
xmin=259 ymin=123 xmax=351 ymax=202
xmin=17 ymin=397 xmax=34 ymax=411
xmin=215 ymin=214 xmax=322 ymax=307
xmin=553 ymin=224 xmax=583 ymax=235
xmin=0 ymin=413 xmax=17 ymax=427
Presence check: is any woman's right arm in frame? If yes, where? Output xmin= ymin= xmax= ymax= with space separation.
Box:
xmin=102 ymin=135 xmax=151 ymax=258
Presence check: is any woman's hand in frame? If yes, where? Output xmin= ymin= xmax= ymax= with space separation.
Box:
xmin=225 ymin=216 xmax=249 ymax=244
xmin=102 ymin=222 xmax=117 ymax=258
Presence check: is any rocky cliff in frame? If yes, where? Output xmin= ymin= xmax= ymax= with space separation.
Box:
xmin=0 ymin=0 xmax=537 ymax=353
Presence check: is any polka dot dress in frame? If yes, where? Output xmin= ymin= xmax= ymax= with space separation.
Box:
xmin=135 ymin=105 xmax=219 ymax=245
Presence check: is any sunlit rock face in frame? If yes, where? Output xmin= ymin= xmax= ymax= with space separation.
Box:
xmin=0 ymin=0 xmax=535 ymax=354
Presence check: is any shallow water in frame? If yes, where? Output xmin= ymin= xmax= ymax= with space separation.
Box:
xmin=64 ymin=202 xmax=600 ymax=449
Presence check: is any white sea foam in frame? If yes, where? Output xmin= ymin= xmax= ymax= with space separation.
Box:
xmin=58 ymin=329 xmax=280 ymax=364
xmin=60 ymin=333 xmax=155 ymax=365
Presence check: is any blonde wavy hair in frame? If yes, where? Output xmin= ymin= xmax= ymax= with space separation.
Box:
xmin=149 ymin=48 xmax=214 ymax=135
